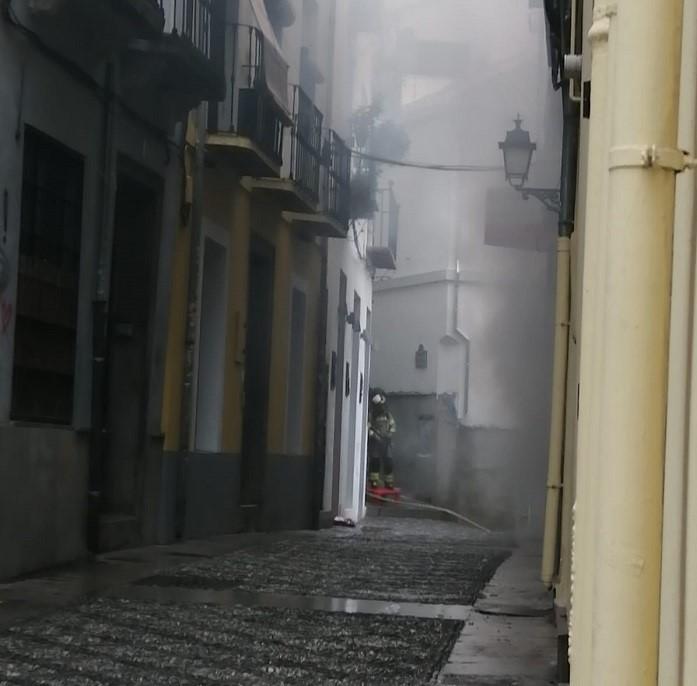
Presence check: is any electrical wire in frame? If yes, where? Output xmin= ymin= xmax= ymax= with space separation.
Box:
xmin=369 ymin=493 xmax=493 ymax=534
xmin=351 ymin=149 xmax=503 ymax=173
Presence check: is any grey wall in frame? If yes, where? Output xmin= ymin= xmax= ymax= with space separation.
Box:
xmin=0 ymin=10 xmax=183 ymax=576
xmin=183 ymin=452 xmax=244 ymax=540
xmin=454 ymin=425 xmax=545 ymax=533
xmin=385 ymin=393 xmax=459 ymax=505
xmin=0 ymin=426 xmax=88 ymax=579
xmin=261 ymin=454 xmax=315 ymax=531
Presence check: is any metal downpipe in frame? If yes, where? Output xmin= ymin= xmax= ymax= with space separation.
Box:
xmin=568 ymin=6 xmax=615 ymax=682
xmin=541 ymin=74 xmax=580 ymax=585
xmin=175 ymin=106 xmax=206 ymax=540
xmin=541 ymin=235 xmax=571 ymax=586
xmin=590 ymin=0 xmax=682 ymax=681
xmin=87 ymin=61 xmax=117 ymax=552
xmin=658 ymin=0 xmax=697 ymax=681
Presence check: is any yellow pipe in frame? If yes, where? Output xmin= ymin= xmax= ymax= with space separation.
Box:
xmin=590 ymin=0 xmax=682 ymax=681
xmin=569 ymin=5 xmax=614 ymax=680
xmin=682 ymin=223 xmax=697 ymax=678
xmin=541 ymin=236 xmax=571 ymax=586
xmin=659 ymin=0 xmax=697 ymax=681
xmin=556 ymin=233 xmax=579 ymax=609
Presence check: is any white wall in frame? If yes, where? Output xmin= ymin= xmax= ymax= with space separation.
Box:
xmin=194 ymin=226 xmax=230 ymax=452
xmin=323 ymin=237 xmax=372 ymax=521
xmin=372 ymin=278 xmax=447 ymax=394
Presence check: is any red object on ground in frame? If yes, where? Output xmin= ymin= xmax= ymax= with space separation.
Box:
xmin=367 ymin=486 xmax=401 ymax=502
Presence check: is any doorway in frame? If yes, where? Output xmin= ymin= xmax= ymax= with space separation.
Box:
xmin=194 ymin=235 xmax=228 ymax=452
xmin=241 ymin=238 xmax=275 ymax=507
xmin=103 ymin=171 xmax=160 ymax=531
xmin=330 ymin=271 xmax=347 ymax=515
xmin=342 ymin=292 xmax=361 ymax=515
xmin=357 ymin=308 xmax=372 ymax=515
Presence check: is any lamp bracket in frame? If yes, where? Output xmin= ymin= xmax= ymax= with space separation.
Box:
xmin=510 ymin=181 xmax=561 ymax=214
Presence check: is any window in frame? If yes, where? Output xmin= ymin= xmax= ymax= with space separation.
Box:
xmin=12 ymin=127 xmax=84 ymax=424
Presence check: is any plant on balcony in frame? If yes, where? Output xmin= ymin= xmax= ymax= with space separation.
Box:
xmin=350 ymin=102 xmax=409 ymax=219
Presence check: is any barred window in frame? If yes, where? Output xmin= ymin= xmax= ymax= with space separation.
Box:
xmin=11 ymin=127 xmax=84 ymax=424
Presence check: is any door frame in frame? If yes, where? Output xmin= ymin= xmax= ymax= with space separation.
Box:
xmin=104 ymin=158 xmax=163 ymax=526
xmin=341 ymin=291 xmax=361 ymax=516
xmin=330 ymin=270 xmax=348 ymax=516
xmin=191 ymin=219 xmax=230 ymax=452
xmin=285 ymin=274 xmax=310 ymax=455
xmin=240 ymin=236 xmax=276 ymax=506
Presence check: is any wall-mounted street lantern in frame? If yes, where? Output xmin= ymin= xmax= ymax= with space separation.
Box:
xmin=498 ymin=116 xmax=561 ymax=214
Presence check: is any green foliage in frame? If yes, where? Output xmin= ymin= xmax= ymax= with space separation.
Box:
xmin=349 ymin=101 xmax=409 ymax=219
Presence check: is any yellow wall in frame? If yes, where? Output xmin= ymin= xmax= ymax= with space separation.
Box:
xmin=292 ymin=237 xmax=322 ymax=455
xmin=160 ymin=219 xmax=191 ymax=451
xmin=162 ymin=133 xmax=323 ymax=463
xmin=208 ymin=174 xmax=250 ymax=454
xmin=161 ymin=127 xmax=195 ymax=452
xmin=252 ymin=210 xmax=322 ymax=456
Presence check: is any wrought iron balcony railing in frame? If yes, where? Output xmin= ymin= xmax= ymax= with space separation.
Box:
xmin=289 ymin=86 xmax=323 ymax=202
xmin=367 ymin=184 xmax=399 ymax=270
xmin=322 ymin=130 xmax=351 ymax=226
xmin=159 ymin=0 xmax=212 ymax=58
xmin=208 ymin=24 xmax=288 ymax=167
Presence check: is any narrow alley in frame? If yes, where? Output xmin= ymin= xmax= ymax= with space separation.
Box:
xmin=6 ymin=0 xmax=697 ymax=682
xmin=0 ymin=515 xmax=555 ymax=685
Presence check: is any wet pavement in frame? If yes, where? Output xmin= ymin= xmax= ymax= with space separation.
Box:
xmin=134 ymin=527 xmax=507 ymax=605
xmin=0 ymin=516 xmax=552 ymax=685
xmin=0 ymin=598 xmax=461 ymax=685
xmin=438 ymin=547 xmax=556 ymax=686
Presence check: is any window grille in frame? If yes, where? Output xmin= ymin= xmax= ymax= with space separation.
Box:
xmin=12 ymin=127 xmax=84 ymax=424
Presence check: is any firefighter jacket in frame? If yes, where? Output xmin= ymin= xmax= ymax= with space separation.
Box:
xmin=369 ymin=411 xmax=396 ymax=443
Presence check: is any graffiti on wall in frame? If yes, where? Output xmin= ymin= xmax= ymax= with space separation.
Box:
xmin=0 ymin=247 xmax=12 ymax=335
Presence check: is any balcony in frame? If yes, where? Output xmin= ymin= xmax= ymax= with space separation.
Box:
xmin=207 ymin=24 xmax=291 ymax=177
xmin=23 ymin=0 xmax=164 ymax=59
xmin=366 ymin=185 xmax=399 ymax=270
xmin=127 ymin=0 xmax=224 ymax=111
xmin=281 ymin=128 xmax=351 ymax=238
xmin=242 ymin=85 xmax=323 ymax=213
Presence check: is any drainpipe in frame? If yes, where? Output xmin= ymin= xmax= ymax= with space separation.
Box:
xmin=175 ymin=105 xmax=206 ymax=540
xmin=659 ymin=0 xmax=697 ymax=681
xmin=87 ymin=60 xmax=117 ymax=553
xmin=541 ymin=62 xmax=580 ymax=583
xmin=541 ymin=234 xmax=570 ymax=585
xmin=568 ymin=5 xmax=615 ymax=682
xmin=590 ymin=0 xmax=682 ymax=681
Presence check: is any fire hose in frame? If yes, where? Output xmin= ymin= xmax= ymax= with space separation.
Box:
xmin=369 ymin=493 xmax=493 ymax=535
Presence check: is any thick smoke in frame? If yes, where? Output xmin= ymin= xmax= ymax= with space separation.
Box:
xmin=357 ymin=0 xmax=562 ymax=536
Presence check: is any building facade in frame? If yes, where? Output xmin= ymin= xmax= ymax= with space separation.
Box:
xmin=0 ymin=0 xmax=221 ymax=577
xmin=159 ymin=0 xmax=375 ymax=536
xmin=0 ymin=0 xmax=375 ymax=582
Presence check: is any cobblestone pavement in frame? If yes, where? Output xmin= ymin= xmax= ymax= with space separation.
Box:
xmin=0 ymin=518 xmax=510 ymax=685
xmin=0 ymin=598 xmax=462 ymax=685
xmin=137 ymin=521 xmax=508 ymax=605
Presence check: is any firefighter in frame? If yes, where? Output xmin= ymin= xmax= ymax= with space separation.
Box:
xmin=368 ymin=389 xmax=396 ymax=489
